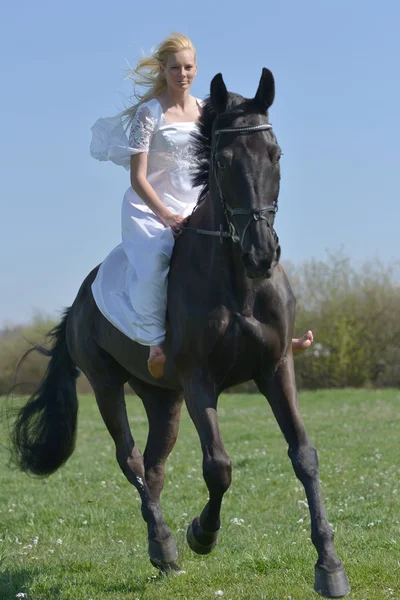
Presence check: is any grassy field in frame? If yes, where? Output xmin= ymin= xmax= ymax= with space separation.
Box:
xmin=0 ymin=389 xmax=399 ymax=600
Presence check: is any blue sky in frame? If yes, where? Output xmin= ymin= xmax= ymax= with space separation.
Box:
xmin=1 ymin=0 xmax=399 ymax=325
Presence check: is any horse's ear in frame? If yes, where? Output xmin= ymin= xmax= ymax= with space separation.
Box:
xmin=254 ymin=68 xmax=275 ymax=113
xmin=210 ymin=73 xmax=228 ymax=114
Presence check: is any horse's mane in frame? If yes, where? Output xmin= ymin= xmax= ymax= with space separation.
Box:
xmin=191 ymin=93 xmax=244 ymax=203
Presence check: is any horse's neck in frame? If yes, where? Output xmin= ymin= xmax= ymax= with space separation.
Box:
xmin=191 ymin=196 xmax=255 ymax=313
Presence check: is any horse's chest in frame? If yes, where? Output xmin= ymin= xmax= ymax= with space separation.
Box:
xmin=208 ymin=313 xmax=276 ymax=388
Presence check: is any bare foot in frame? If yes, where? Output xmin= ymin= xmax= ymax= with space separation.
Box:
xmin=147 ymin=345 xmax=166 ymax=378
xmin=292 ymin=330 xmax=314 ymax=354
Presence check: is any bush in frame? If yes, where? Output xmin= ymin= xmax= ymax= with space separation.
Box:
xmin=0 ymin=314 xmax=93 ymax=395
xmin=287 ymin=253 xmax=400 ymax=389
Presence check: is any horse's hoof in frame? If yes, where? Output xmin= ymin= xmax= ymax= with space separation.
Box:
xmin=314 ymin=565 xmax=350 ymax=597
xmin=186 ymin=517 xmax=218 ymax=555
xmin=150 ymin=558 xmax=181 ymax=573
xmin=148 ymin=535 xmax=178 ymax=567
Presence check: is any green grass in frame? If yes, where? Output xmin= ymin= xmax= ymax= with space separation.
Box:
xmin=0 ymin=389 xmax=399 ymax=600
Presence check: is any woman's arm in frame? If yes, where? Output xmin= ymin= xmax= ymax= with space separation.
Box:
xmin=130 ymin=154 xmax=184 ymax=231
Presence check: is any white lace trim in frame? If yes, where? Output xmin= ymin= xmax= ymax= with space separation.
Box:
xmin=128 ymin=104 xmax=155 ymax=153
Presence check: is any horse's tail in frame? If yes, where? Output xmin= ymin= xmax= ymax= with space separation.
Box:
xmin=11 ymin=308 xmax=79 ymax=476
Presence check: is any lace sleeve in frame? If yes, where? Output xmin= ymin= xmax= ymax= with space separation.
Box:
xmin=128 ymin=103 xmax=156 ymax=154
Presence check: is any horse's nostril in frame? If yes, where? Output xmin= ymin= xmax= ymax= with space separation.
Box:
xmin=241 ymin=252 xmax=274 ymax=278
xmin=242 ymin=253 xmax=259 ymax=270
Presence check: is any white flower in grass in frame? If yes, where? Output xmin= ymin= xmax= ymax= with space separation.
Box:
xmin=16 ymin=594 xmax=28 ymax=598
xmin=367 ymin=522 xmax=375 ymax=527
xmin=32 ymin=537 xmax=39 ymax=545
xmin=56 ymin=538 xmax=62 ymax=544
xmin=215 ymin=591 xmax=224 ymax=596
xmin=230 ymin=518 xmax=244 ymax=525
xmin=297 ymin=500 xmax=308 ymax=508
xmin=297 ymin=518 xmax=304 ymax=523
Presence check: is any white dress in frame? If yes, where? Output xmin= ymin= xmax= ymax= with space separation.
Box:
xmin=90 ymin=98 xmax=202 ymax=346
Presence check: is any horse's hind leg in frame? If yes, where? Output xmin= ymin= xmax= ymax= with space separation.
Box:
xmin=89 ymin=368 xmax=181 ymax=571
xmin=128 ymin=376 xmax=183 ymax=571
xmin=255 ymin=357 xmax=349 ymax=598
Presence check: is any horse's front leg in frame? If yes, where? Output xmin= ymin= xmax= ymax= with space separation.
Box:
xmin=183 ymin=368 xmax=232 ymax=555
xmin=256 ymin=356 xmax=350 ymax=598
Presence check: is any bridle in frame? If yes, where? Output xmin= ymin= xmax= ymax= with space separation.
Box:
xmin=182 ymin=123 xmax=279 ymax=245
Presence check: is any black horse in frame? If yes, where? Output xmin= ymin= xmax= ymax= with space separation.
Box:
xmin=11 ymin=69 xmax=349 ymax=597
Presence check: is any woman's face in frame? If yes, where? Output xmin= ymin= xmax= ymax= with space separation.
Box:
xmin=163 ymin=50 xmax=197 ymax=92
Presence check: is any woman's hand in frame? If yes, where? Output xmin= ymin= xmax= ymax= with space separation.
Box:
xmin=162 ymin=213 xmax=186 ymax=235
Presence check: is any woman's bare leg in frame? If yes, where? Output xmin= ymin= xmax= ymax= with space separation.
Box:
xmin=148 ymin=344 xmax=166 ymax=378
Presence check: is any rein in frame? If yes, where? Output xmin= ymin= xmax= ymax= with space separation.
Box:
xmin=182 ymin=123 xmax=278 ymax=245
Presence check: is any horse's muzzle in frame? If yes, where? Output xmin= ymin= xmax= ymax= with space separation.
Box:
xmin=241 ymin=245 xmax=280 ymax=279
xmin=242 ymin=254 xmax=274 ymax=279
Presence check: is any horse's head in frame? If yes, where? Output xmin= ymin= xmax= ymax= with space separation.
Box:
xmin=210 ymin=68 xmax=281 ymax=279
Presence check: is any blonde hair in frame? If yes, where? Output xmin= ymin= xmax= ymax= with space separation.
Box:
xmin=120 ymin=33 xmax=197 ymax=126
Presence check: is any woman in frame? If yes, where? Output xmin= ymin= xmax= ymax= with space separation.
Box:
xmin=91 ymin=33 xmax=313 ymax=379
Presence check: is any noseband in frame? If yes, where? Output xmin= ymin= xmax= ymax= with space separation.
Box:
xmin=182 ymin=123 xmax=278 ymax=245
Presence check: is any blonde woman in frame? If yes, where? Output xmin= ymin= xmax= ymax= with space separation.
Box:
xmin=91 ymin=33 xmax=313 ymax=379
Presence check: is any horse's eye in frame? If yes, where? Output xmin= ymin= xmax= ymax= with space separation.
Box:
xmin=216 ymin=159 xmax=226 ymax=170
xmin=215 ymin=148 xmax=232 ymax=169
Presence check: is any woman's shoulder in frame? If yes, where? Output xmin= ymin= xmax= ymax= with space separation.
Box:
xmin=136 ymin=98 xmax=163 ymax=120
